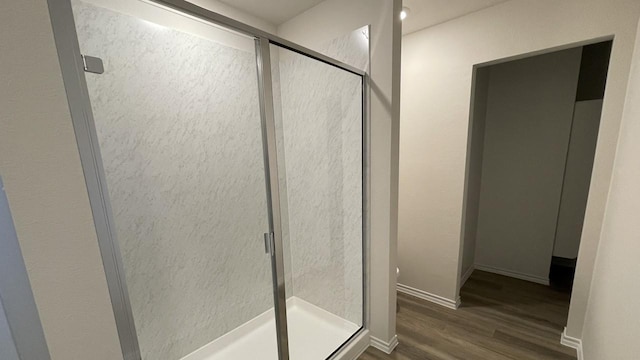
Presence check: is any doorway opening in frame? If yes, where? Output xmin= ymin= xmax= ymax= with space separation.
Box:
xmin=459 ymin=39 xmax=612 ymax=327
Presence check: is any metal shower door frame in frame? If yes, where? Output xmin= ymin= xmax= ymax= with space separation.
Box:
xmin=255 ymin=37 xmax=290 ymax=360
xmin=46 ymin=0 xmax=370 ymax=359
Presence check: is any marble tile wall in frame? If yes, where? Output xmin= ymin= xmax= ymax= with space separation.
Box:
xmin=273 ymin=29 xmax=368 ymax=325
xmin=72 ymin=2 xmax=274 ymax=359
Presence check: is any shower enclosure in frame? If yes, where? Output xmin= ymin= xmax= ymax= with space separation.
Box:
xmin=48 ymin=0 xmax=368 ymax=359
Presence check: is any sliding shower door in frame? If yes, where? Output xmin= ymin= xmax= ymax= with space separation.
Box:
xmin=270 ymin=44 xmax=365 ymax=360
xmin=70 ymin=1 xmax=279 ymax=359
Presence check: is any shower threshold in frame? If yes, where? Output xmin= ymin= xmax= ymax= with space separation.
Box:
xmin=181 ymin=297 xmax=359 ymax=360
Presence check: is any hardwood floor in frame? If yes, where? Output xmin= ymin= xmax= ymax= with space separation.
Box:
xmin=358 ymin=270 xmax=576 ymax=360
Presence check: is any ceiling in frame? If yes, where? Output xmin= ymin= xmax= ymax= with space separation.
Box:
xmin=216 ymin=0 xmax=326 ymax=25
xmin=402 ymin=0 xmax=510 ymax=35
xmin=215 ymin=0 xmax=510 ymax=33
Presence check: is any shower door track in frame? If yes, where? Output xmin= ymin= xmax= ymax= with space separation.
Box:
xmin=46 ymin=0 xmax=371 ymax=359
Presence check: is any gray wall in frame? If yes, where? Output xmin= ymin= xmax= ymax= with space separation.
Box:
xmin=0 ymin=302 xmax=18 ymax=360
xmin=460 ymin=67 xmax=490 ymax=284
xmin=0 ymin=175 xmax=47 ymax=360
xmin=0 ymin=1 xmax=123 ymax=358
xmin=474 ymin=48 xmax=582 ymax=282
xmin=0 ymin=177 xmax=50 ymax=360
xmin=553 ymin=100 xmax=603 ymax=259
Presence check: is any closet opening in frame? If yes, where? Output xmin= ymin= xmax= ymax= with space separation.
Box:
xmin=459 ymin=39 xmax=612 ymax=328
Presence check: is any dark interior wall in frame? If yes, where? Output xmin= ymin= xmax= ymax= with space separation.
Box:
xmin=576 ymin=41 xmax=613 ymax=101
xmin=464 ymin=41 xmax=613 ymax=284
xmin=473 ymin=47 xmax=583 ymax=282
xmin=552 ymin=41 xmax=611 ymax=260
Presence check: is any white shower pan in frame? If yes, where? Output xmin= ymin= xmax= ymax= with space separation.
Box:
xmin=181 ymin=297 xmax=360 ymax=360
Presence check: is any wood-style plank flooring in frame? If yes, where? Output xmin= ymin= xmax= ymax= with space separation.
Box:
xmin=359 ymin=270 xmax=576 ymax=360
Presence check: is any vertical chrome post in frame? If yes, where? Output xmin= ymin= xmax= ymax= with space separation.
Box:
xmin=362 ymin=71 xmax=371 ymax=330
xmin=255 ymin=37 xmax=290 ymax=360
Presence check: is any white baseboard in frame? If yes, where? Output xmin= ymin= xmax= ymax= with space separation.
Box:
xmin=474 ymin=264 xmax=550 ymax=286
xmin=397 ymin=283 xmax=460 ymax=310
xmin=560 ymin=327 xmax=583 ymax=360
xmin=460 ymin=265 xmax=475 ymax=288
xmin=370 ymin=334 xmax=398 ymax=354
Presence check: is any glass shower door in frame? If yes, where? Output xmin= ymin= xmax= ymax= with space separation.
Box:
xmin=70 ymin=1 xmax=280 ymax=359
xmin=270 ymin=44 xmax=365 ymax=359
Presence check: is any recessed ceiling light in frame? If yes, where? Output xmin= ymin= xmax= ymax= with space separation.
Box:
xmin=400 ymin=7 xmax=410 ymax=20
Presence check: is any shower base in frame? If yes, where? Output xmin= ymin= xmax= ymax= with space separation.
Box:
xmin=182 ymin=297 xmax=360 ymax=360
